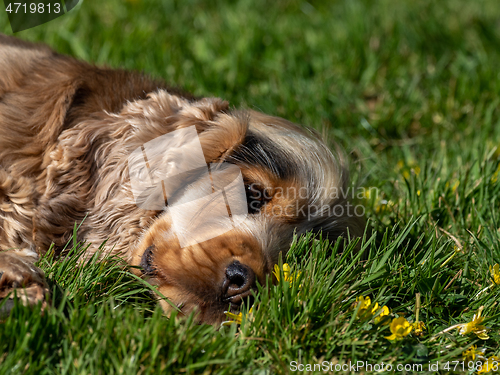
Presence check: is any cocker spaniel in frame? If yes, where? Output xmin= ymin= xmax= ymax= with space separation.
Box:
xmin=0 ymin=34 xmax=363 ymax=324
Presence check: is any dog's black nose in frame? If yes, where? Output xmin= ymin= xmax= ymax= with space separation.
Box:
xmin=223 ymin=261 xmax=255 ymax=304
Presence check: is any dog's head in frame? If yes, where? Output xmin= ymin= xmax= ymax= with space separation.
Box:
xmin=123 ymin=91 xmax=363 ymax=324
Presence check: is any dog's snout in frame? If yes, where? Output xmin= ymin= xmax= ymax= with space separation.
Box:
xmin=223 ymin=261 xmax=255 ymax=303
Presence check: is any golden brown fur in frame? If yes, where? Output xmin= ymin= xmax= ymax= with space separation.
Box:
xmin=0 ymin=35 xmax=363 ymax=324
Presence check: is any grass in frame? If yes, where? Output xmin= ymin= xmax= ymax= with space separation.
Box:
xmin=1 ymin=0 xmax=500 ymax=373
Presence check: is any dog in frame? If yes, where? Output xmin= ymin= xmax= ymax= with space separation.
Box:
xmin=0 ymin=34 xmax=364 ymax=324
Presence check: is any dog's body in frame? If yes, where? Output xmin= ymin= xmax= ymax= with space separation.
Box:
xmin=0 ymin=35 xmax=363 ymax=324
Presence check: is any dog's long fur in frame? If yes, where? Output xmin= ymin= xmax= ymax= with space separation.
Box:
xmin=0 ymin=35 xmax=363 ymax=324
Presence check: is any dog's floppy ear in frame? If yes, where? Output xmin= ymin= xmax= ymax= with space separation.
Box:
xmin=123 ymin=91 xmax=249 ymax=163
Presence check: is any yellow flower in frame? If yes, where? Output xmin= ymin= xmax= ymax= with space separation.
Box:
xmin=363 ymin=189 xmax=395 ymax=213
xmin=462 ymin=345 xmax=486 ymax=362
xmin=462 ymin=345 xmax=476 ymax=362
xmin=458 ymin=307 xmax=489 ymax=340
xmin=396 ymin=159 xmax=420 ymax=179
xmin=355 ymin=296 xmax=374 ymax=320
xmin=375 ymin=199 xmax=395 ymax=214
xmin=412 ymin=321 xmax=426 ymax=336
xmin=374 ymin=305 xmax=390 ymax=324
xmin=355 ymin=296 xmax=390 ymax=323
xmin=222 ymin=307 xmax=253 ymax=326
xmin=356 ymin=295 xmax=372 ymax=309
xmin=363 ymin=189 xmax=372 ymax=199
xmin=385 ymin=317 xmax=413 ymax=341
xmin=478 ymin=356 xmax=500 ymax=374
xmin=396 ymin=160 xmax=405 ymax=171
xmin=278 ymin=263 xmax=291 ymax=281
xmin=490 ymin=264 xmax=500 ymax=285
xmin=445 ymin=179 xmax=460 ymax=193
xmin=273 ymin=263 xmax=300 ymax=286
xmin=367 ymin=302 xmax=380 ymax=318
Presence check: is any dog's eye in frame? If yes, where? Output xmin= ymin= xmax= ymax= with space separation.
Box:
xmin=245 ymin=184 xmax=267 ymax=214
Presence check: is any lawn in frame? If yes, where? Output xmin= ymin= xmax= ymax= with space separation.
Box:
xmin=1 ymin=0 xmax=500 ymax=373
